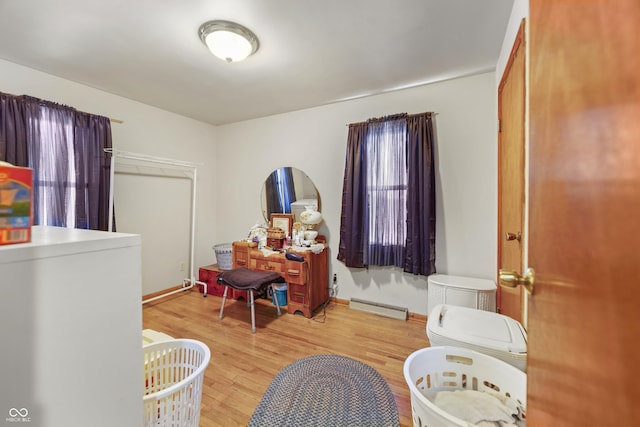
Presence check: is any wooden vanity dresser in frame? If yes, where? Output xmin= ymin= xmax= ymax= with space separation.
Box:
xmin=232 ymin=241 xmax=329 ymax=318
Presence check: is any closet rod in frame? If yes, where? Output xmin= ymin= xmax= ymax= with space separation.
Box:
xmin=105 ymin=148 xmax=206 ymax=304
xmin=104 ymin=148 xmax=201 ymax=168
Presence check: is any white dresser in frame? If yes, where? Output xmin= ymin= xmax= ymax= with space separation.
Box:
xmin=0 ymin=226 xmax=142 ymax=427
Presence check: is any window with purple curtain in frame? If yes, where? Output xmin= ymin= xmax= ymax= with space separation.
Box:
xmin=0 ymin=92 xmax=112 ymax=231
xmin=365 ymin=117 xmax=408 ymax=266
xmin=338 ymin=112 xmax=436 ymax=276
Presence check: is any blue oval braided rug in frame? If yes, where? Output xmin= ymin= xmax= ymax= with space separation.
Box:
xmin=248 ymin=354 xmax=399 ymax=427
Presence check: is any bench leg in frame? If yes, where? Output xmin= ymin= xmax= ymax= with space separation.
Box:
xmin=218 ymin=286 xmax=229 ymax=320
xmin=218 ymin=282 xmax=282 ymax=333
xmin=249 ymin=291 xmax=256 ymax=333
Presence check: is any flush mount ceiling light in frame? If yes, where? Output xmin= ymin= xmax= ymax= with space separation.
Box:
xmin=198 ymin=20 xmax=259 ymax=63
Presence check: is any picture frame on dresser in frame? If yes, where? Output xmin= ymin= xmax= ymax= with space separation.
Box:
xmin=270 ymin=213 xmax=294 ymax=237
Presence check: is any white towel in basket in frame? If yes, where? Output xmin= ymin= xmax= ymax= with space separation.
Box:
xmin=434 ymin=390 xmax=525 ymax=427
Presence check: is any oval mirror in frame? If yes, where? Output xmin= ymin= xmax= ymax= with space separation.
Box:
xmin=260 ymin=167 xmax=320 ymax=224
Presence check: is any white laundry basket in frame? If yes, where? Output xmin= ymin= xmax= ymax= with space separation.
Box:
xmin=143 ymin=339 xmax=211 ymax=427
xmin=213 ymin=243 xmax=233 ymax=270
xmin=403 ymin=346 xmax=526 ymax=427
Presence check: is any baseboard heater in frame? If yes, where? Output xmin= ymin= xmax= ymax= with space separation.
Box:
xmin=349 ymin=298 xmax=408 ymax=321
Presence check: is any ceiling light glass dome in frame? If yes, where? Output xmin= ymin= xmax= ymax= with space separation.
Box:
xmin=198 ymin=20 xmax=259 ymax=63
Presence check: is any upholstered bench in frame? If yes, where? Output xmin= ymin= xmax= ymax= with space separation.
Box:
xmin=217 ymin=267 xmax=285 ymax=333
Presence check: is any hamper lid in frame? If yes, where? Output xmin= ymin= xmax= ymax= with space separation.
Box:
xmin=427 ymin=304 xmax=527 ymax=354
xmin=427 ymin=274 xmax=496 ymax=291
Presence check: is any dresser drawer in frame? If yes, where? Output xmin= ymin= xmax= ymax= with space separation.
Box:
xmin=234 ymin=251 xmax=249 ymax=267
xmin=285 ymin=260 xmax=307 ymax=285
xmin=289 ymin=283 xmax=307 ymax=304
xmin=250 ymin=258 xmax=284 ymax=273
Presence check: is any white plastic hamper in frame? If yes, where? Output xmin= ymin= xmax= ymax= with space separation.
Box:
xmin=143 ymin=339 xmax=211 ymax=427
xmin=427 ymin=304 xmax=527 ymax=371
xmin=404 ymin=346 xmax=526 ymax=427
xmin=427 ymin=274 xmax=496 ymax=314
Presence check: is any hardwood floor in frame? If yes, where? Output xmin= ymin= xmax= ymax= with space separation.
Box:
xmin=143 ymin=288 xmax=429 ymax=427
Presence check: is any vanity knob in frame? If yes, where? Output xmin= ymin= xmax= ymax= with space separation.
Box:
xmin=505 ymin=232 xmax=521 ymax=242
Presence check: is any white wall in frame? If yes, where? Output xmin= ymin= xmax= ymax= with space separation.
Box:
xmin=1 ymin=59 xmax=499 ymax=315
xmin=0 ymin=59 xmax=219 ymax=295
xmin=496 ymin=0 xmax=529 ymax=85
xmin=216 ymin=72 xmax=498 ymax=316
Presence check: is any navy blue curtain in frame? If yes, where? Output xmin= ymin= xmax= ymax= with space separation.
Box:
xmin=337 ymin=122 xmax=368 ymax=268
xmin=0 ymin=94 xmax=34 ymax=167
xmin=405 ymin=113 xmax=436 ymax=275
xmin=74 ymin=112 xmax=112 ymax=230
xmin=337 ymin=112 xmax=436 ymax=276
xmin=0 ymin=92 xmax=112 ymax=231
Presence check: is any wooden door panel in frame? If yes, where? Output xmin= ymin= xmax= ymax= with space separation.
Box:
xmin=528 ymin=0 xmax=640 ymax=424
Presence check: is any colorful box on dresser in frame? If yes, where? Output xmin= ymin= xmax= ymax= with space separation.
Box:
xmin=0 ymin=163 xmax=33 ymax=245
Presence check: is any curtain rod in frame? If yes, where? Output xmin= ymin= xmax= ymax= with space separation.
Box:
xmin=346 ymin=111 xmax=437 ymax=127
xmin=0 ymin=90 xmax=123 ymax=124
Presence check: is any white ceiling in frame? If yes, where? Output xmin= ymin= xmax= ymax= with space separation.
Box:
xmin=0 ymin=0 xmax=514 ymax=126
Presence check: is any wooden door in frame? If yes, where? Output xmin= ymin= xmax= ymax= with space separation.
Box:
xmin=497 ymin=20 xmax=526 ymax=323
xmin=527 ymin=0 xmax=640 ymax=424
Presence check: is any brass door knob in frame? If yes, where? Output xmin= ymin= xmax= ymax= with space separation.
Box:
xmin=499 ymin=268 xmax=535 ymax=294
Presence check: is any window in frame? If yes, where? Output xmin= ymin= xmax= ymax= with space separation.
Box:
xmin=30 ymin=106 xmax=77 ymax=227
xmin=0 ymin=92 xmax=113 ymax=231
xmin=338 ymin=112 xmax=436 ymax=276
xmin=365 ymin=118 xmax=408 ymax=264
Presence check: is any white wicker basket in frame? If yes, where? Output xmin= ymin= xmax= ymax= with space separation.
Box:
xmin=143 ymin=339 xmax=211 ymax=427
xmin=213 ymin=243 xmax=233 ymax=270
xmin=403 ymin=346 xmax=526 ymax=427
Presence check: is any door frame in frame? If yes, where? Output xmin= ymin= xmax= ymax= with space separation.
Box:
xmin=497 ymin=19 xmax=527 ymax=321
